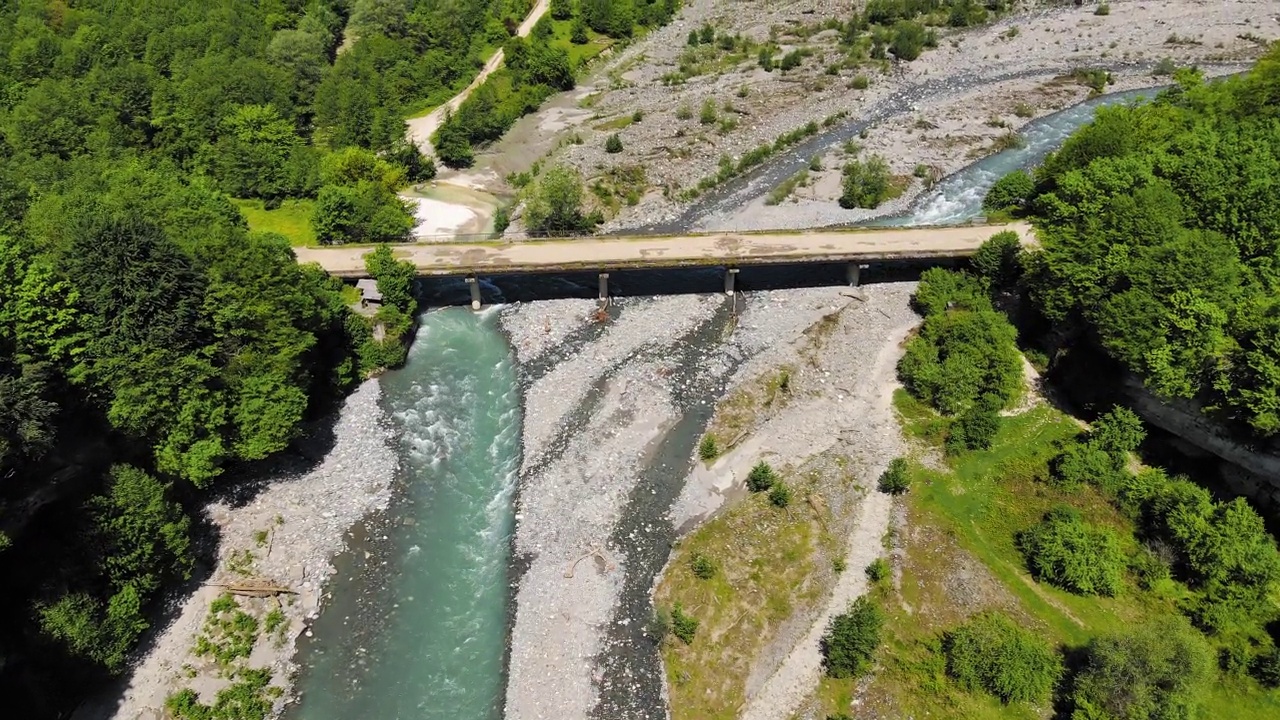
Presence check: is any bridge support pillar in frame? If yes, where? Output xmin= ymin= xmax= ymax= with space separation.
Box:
xmin=724 ymin=268 xmax=739 ymax=296
xmin=846 ymin=263 xmax=861 ymax=287
xmin=466 ymin=276 xmax=481 ymax=310
xmin=598 ymin=272 xmax=610 ymax=303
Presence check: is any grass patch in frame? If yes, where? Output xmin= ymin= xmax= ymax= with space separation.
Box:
xmin=765 ymin=169 xmax=809 ymax=206
xmin=657 ymin=485 xmax=825 ymax=720
xmin=704 ymin=365 xmax=794 ymax=450
xmin=855 ymin=393 xmax=1280 ymax=719
xmin=233 ymin=198 xmax=316 ymax=247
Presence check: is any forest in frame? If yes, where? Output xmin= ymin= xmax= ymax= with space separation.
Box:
xmin=988 ymin=47 xmax=1280 ymax=439
xmin=0 ymin=1 xmax=543 ymax=715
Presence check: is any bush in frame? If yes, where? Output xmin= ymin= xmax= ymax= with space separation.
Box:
xmin=1094 ymin=3 xmax=1111 ymax=16
xmin=690 ymin=552 xmax=717 ymax=580
xmin=909 ymin=267 xmax=991 ymax=317
xmin=671 ymin=603 xmax=698 ymax=644
xmin=865 ymin=558 xmax=889 ymax=583
xmin=699 ymin=98 xmax=718 ymax=125
xmin=822 ymin=596 xmax=884 ymax=678
xmin=1253 ymin=646 xmax=1280 ymax=688
xmin=675 ymin=103 xmax=692 ymax=120
xmin=891 ymin=20 xmax=927 ymax=61
xmin=604 ymin=133 xmax=623 ymax=153
xmin=944 ymin=612 xmax=1062 ymax=704
xmin=850 ymin=74 xmax=870 ymax=89
xmin=1088 ymin=406 xmax=1145 ymax=456
xmin=1014 ymin=101 xmax=1035 ymax=118
xmin=838 ymin=154 xmax=892 ymax=208
xmin=523 ymin=166 xmax=594 ymax=236
xmin=769 ymin=482 xmax=793 ymax=508
xmin=897 ymin=282 xmax=1023 ymax=415
xmin=982 ymin=169 xmax=1035 ymax=212
xmin=698 ymin=434 xmax=718 ymax=460
xmin=779 ymin=49 xmax=803 ymax=71
xmin=1051 ymin=442 xmax=1121 ymax=490
xmin=972 ymin=230 xmax=1024 ymax=288
xmin=1071 ymin=618 xmax=1213 ymax=720
xmin=747 ymin=461 xmax=778 ymax=492
xmin=878 ymin=457 xmax=910 ymax=494
xmin=1153 ymin=56 xmax=1177 ymax=77
xmin=947 ymin=394 xmax=1002 ymax=453
xmin=1018 ymin=505 xmax=1125 ymax=596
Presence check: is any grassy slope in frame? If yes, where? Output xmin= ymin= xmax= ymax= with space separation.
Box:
xmin=851 ymin=390 xmax=1280 ymax=719
xmin=232 ymin=199 xmax=316 ymax=247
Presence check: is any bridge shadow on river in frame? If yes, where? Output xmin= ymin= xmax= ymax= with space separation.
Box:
xmin=416 ymin=257 xmax=968 ymax=307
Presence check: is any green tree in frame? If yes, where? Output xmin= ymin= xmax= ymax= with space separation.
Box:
xmin=1089 ymin=406 xmax=1146 ymax=456
xmin=945 ymin=612 xmax=1062 ymax=704
xmin=364 ymin=245 xmax=418 ymax=314
xmin=1018 ymin=505 xmax=1124 ymax=596
xmin=878 ymin=457 xmax=910 ymax=494
xmin=983 ymin=169 xmax=1035 ymax=212
xmin=90 ymin=465 xmax=192 ymax=595
xmin=747 ymin=461 xmax=778 ymax=492
xmin=839 ymin=155 xmax=892 ymax=208
xmin=523 ymin=166 xmax=593 ymax=236
xmin=822 ymin=596 xmax=884 ymax=678
xmin=890 ymin=21 xmax=926 ymax=61
xmin=1070 ymin=618 xmax=1213 ymax=720
xmin=971 ymin=230 xmax=1024 ymax=288
xmin=210 ymin=104 xmax=301 ymax=199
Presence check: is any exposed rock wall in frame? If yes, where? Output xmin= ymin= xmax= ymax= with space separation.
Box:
xmin=1121 ymin=375 xmax=1280 ymax=511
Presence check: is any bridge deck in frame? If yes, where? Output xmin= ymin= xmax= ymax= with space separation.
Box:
xmin=293 ymin=222 xmax=1031 ymax=277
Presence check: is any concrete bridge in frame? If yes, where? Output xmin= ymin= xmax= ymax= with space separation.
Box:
xmin=294 ymin=222 xmax=1032 ymax=308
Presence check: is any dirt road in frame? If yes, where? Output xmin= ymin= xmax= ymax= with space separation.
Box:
xmin=293 ymin=222 xmax=1031 ymax=276
xmin=406 ymin=0 xmax=551 ymax=154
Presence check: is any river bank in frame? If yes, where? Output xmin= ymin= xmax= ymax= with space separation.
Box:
xmin=81 ymin=382 xmax=398 ymax=720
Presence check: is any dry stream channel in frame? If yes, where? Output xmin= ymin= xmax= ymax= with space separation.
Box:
xmin=282 ymin=86 xmax=1158 ymax=720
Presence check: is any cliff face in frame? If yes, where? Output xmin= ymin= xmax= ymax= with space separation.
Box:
xmin=1120 ymin=375 xmax=1280 ymax=511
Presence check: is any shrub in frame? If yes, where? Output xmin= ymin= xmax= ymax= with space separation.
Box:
xmin=779 ymin=49 xmax=803 ymax=71
xmin=690 ymin=552 xmax=717 ymax=580
xmin=838 ymin=154 xmax=892 ymax=208
xmin=747 ymin=461 xmax=777 ymax=492
xmin=523 ymin=166 xmax=594 ymax=236
xmin=909 ymin=267 xmax=991 ymax=317
xmin=571 ymin=18 xmax=589 ymax=44
xmin=698 ymin=434 xmax=718 ymax=460
xmin=822 ymin=596 xmax=884 ymax=678
xmin=1088 ymin=406 xmax=1145 ymax=456
xmin=769 ymin=482 xmax=792 ymax=508
xmin=1253 ymin=646 xmax=1280 ymax=688
xmin=833 ymin=557 xmax=847 ymax=573
xmin=971 ymin=230 xmax=1024 ymax=288
xmin=1153 ymin=57 xmax=1178 ymax=77
xmin=944 ymin=612 xmax=1062 ymax=704
xmin=671 ymin=603 xmax=698 ymax=644
xmin=1052 ymin=442 xmax=1121 ymax=490
xmin=699 ymin=98 xmax=718 ymax=125
xmin=878 ymin=458 xmax=910 ymax=494
xmin=1128 ymin=545 xmax=1172 ymax=590
xmin=604 ymin=133 xmax=623 ymax=153
xmin=947 ymin=393 xmax=1003 ymax=453
xmin=891 ymin=20 xmax=927 ymax=61
xmin=687 ymin=30 xmax=699 ymax=46
xmin=1094 ymin=3 xmax=1111 ymax=15
xmin=1013 ymin=101 xmax=1035 ymax=118
xmin=1018 ymin=505 xmax=1124 ymax=596
xmin=865 ymin=558 xmax=889 ymax=583
xmin=758 ymin=47 xmax=775 ymax=71
xmin=850 ymin=74 xmax=870 ymax=89
xmin=982 ymin=169 xmax=1035 ymax=212
xmin=675 ymin=102 xmax=692 ymax=120
xmin=1071 ymin=618 xmax=1213 ymax=720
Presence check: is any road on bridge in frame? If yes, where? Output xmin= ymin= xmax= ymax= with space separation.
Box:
xmin=293 ymin=223 xmax=1033 ymax=277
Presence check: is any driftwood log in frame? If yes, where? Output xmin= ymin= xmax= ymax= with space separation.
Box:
xmin=205 ymin=579 xmax=298 ymax=598
xmin=564 ymin=546 xmax=616 ymax=578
